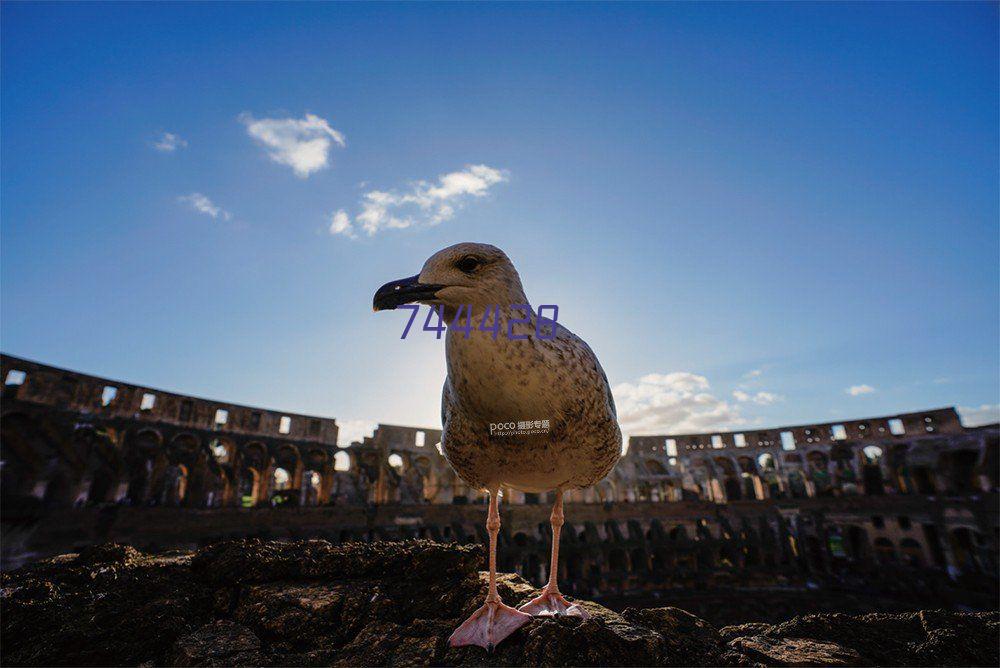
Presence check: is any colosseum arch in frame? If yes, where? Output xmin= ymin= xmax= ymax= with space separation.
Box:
xmin=167 ymin=433 xmax=200 ymax=465
xmin=125 ymin=428 xmax=163 ymax=505
xmin=237 ymin=441 xmax=269 ymax=507
xmin=81 ymin=427 xmax=123 ymax=505
xmin=783 ymin=453 xmax=810 ymax=498
xmin=873 ymin=537 xmax=897 ymax=565
xmin=736 ymin=455 xmax=762 ymax=500
xmin=806 ymin=450 xmax=832 ymax=496
xmin=829 ymin=441 xmax=859 ymax=493
xmin=208 ymin=437 xmax=235 ymax=465
xmin=713 ymin=456 xmax=741 ymax=501
xmin=939 ymin=449 xmax=981 ymax=495
xmin=1 ymin=412 xmax=60 ymax=500
xmin=859 ymin=445 xmax=886 ymax=495
xmin=593 ymin=478 xmax=616 ymax=503
xmin=301 ymin=449 xmax=329 ymax=506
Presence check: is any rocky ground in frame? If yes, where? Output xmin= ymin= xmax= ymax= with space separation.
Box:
xmin=1 ymin=539 xmax=996 ymax=667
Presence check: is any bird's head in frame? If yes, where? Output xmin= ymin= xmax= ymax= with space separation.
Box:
xmin=373 ymin=242 xmax=527 ymax=314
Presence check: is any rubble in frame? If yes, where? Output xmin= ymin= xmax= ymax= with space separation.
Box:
xmin=2 ymin=540 xmax=996 ymax=667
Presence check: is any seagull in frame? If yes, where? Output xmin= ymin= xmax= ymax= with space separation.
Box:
xmin=374 ymin=242 xmax=622 ymax=651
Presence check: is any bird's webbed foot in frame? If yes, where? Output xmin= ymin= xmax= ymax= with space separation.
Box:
xmin=517 ymin=588 xmax=590 ymax=618
xmin=448 ymin=598 xmax=532 ymax=651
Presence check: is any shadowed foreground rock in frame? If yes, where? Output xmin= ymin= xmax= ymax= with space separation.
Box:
xmin=1 ymin=540 xmax=996 ymax=667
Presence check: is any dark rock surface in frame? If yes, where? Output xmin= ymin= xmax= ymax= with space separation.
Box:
xmin=1 ymin=539 xmax=996 ymax=667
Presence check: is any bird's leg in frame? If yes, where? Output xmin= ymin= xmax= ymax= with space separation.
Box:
xmin=448 ymin=490 xmax=531 ymax=650
xmin=518 ymin=490 xmax=589 ymax=618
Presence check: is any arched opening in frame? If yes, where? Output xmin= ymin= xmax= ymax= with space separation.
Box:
xmin=910 ymin=466 xmax=936 ymax=494
xmin=42 ymin=467 xmax=75 ymax=507
xmin=651 ymin=547 xmax=671 ymax=573
xmin=860 ymin=446 xmax=885 ymax=495
xmin=873 ymin=537 xmax=897 ymax=564
xmin=334 ymin=450 xmax=351 ymax=471
xmin=807 ymin=451 xmax=832 ymax=496
xmin=0 ymin=413 xmax=49 ymax=501
xmin=948 ymin=527 xmax=981 ymax=574
xmin=630 ymin=548 xmax=649 ymax=573
xmin=125 ymin=429 xmax=162 ymax=505
xmin=301 ymin=470 xmax=322 ymax=506
xmin=845 ymin=525 xmax=869 ymax=561
xmin=757 ymin=452 xmax=782 ymax=498
xmin=829 ymin=442 xmax=858 ymax=494
xmin=787 ymin=469 xmax=808 ymax=499
xmin=714 ymin=457 xmax=741 ymax=501
xmin=270 ymin=467 xmax=293 ymax=506
xmin=899 ymin=538 xmax=924 ymax=567
xmin=209 ymin=439 xmax=232 ymax=464
xmin=86 ymin=471 xmax=113 ymax=505
xmin=238 ymin=467 xmax=261 ymax=507
xmin=162 ymin=463 xmax=188 ymax=506
xmin=86 ymin=437 xmax=120 ymax=505
xmin=737 ymin=456 xmax=761 ymax=499
xmin=941 ymin=450 xmax=980 ymax=495
xmin=804 ymin=535 xmax=825 ymax=572
xmin=608 ymin=548 xmax=628 ymax=573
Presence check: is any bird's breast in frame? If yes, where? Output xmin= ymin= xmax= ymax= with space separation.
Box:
xmin=445 ymin=330 xmax=566 ymax=422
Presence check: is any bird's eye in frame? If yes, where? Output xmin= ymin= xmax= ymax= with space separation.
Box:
xmin=455 ymin=256 xmax=480 ymax=273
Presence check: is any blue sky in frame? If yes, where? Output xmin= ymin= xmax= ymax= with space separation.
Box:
xmin=2 ymin=2 xmax=998 ymax=443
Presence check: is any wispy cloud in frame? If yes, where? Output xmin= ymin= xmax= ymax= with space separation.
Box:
xmin=152 ymin=132 xmax=187 ymax=152
xmin=178 ymin=193 xmax=231 ymax=220
xmin=742 ymin=368 xmax=763 ymax=380
xmin=612 ymin=372 xmax=745 ymax=436
xmin=333 ymin=164 xmax=508 ymax=238
xmin=733 ymin=389 xmax=784 ymax=405
xmin=845 ymin=384 xmax=876 ymax=396
xmin=957 ymin=404 xmax=1000 ymax=427
xmin=328 ymin=209 xmax=355 ymax=238
xmin=240 ymin=112 xmax=345 ymax=178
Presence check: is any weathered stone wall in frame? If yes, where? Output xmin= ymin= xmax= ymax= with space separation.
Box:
xmin=3 ymin=353 xmax=998 ymax=607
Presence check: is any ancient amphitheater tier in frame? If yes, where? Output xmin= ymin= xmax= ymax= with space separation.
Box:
xmin=2 ymin=353 xmax=997 ymax=619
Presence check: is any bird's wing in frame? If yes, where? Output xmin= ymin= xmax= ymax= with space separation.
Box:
xmin=552 ymin=323 xmax=619 ymax=420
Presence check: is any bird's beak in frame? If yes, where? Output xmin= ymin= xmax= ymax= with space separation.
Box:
xmin=373 ymin=274 xmax=446 ymax=312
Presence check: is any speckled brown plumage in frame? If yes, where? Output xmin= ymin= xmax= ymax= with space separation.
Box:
xmin=424 ymin=244 xmax=622 ymax=494
xmin=375 ymin=242 xmax=624 ymax=648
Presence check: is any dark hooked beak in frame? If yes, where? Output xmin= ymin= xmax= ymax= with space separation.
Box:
xmin=373 ymin=274 xmax=446 ymax=312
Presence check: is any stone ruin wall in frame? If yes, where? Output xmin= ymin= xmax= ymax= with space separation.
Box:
xmin=2 ymin=354 xmax=998 ymax=604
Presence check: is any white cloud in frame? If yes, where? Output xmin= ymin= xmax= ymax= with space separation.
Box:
xmin=612 ymin=372 xmax=744 ymax=435
xmin=337 ymin=419 xmax=378 ymax=446
xmin=752 ymin=391 xmax=783 ymax=405
xmin=152 ymin=132 xmax=187 ymax=152
xmin=846 ymin=384 xmax=876 ymax=396
xmin=178 ymin=193 xmax=231 ymax=220
xmin=742 ymin=368 xmax=763 ymax=380
xmin=733 ymin=389 xmax=784 ymax=405
xmin=335 ymin=164 xmax=508 ymax=238
xmin=958 ymin=404 xmax=1000 ymax=427
xmin=240 ymin=112 xmax=345 ymax=178
xmin=328 ymin=209 xmax=355 ymax=238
